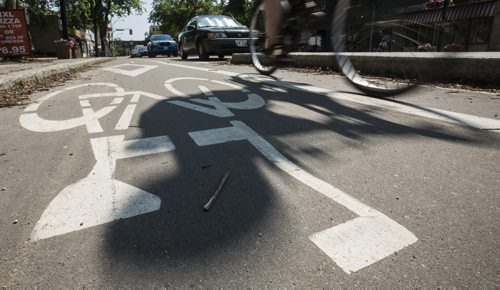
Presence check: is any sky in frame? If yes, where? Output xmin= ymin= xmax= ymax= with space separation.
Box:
xmin=112 ymin=0 xmax=153 ymax=41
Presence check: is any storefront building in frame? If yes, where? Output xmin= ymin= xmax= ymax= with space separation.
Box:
xmin=401 ymin=0 xmax=499 ymax=51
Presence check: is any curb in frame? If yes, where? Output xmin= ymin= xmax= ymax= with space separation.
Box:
xmin=231 ymin=52 xmax=500 ymax=84
xmin=0 ymin=58 xmax=112 ymax=91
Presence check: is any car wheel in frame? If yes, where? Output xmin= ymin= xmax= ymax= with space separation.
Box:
xmin=167 ymin=53 xmax=171 ymax=57
xmin=217 ymin=54 xmax=224 ymax=60
xmin=197 ymin=41 xmax=209 ymax=60
xmin=179 ymin=44 xmax=188 ymax=60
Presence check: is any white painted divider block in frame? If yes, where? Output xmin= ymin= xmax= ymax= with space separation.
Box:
xmin=309 ymin=215 xmax=417 ymax=274
xmin=102 ymin=64 xmax=158 ymax=77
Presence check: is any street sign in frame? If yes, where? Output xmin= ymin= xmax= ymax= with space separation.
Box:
xmin=0 ymin=9 xmax=32 ymax=57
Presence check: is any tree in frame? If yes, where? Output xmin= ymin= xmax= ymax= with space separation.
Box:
xmin=4 ymin=0 xmax=16 ymax=8
xmin=149 ymin=0 xmax=223 ymax=37
xmin=64 ymin=0 xmax=142 ymax=56
xmin=223 ymin=0 xmax=252 ymax=25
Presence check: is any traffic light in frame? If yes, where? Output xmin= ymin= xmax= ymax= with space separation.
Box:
xmin=129 ymin=29 xmax=133 ymax=35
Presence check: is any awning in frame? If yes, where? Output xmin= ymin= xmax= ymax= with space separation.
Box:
xmin=404 ymin=1 xmax=497 ymax=24
xmin=445 ymin=1 xmax=496 ymax=21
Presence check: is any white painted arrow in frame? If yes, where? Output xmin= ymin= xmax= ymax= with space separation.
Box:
xmin=31 ymin=135 xmax=174 ymax=241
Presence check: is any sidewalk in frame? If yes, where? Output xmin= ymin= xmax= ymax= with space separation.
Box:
xmin=0 ymin=57 xmax=110 ymax=90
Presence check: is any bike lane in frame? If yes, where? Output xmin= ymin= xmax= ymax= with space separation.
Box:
xmin=1 ymin=57 xmax=498 ymax=287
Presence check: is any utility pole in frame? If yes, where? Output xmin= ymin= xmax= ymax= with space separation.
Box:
xmin=59 ymin=0 xmax=68 ymax=39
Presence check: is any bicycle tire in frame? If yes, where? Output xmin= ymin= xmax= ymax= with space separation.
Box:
xmin=249 ymin=1 xmax=278 ymax=75
xmin=331 ymin=0 xmax=419 ymax=97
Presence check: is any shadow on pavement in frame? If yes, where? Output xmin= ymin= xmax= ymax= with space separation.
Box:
xmin=103 ymin=72 xmax=496 ymax=278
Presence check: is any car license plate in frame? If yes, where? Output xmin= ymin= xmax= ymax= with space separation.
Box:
xmin=235 ymin=39 xmax=247 ymax=47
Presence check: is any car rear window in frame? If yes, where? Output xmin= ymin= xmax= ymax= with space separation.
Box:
xmin=198 ymin=16 xmax=243 ymax=28
xmin=151 ymin=35 xmax=173 ymax=41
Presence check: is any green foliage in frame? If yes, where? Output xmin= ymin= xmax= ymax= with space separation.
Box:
xmin=23 ymin=0 xmax=144 ymax=55
xmin=23 ymin=0 xmax=57 ymax=25
xmin=223 ymin=0 xmax=252 ymax=26
xmin=15 ymin=78 xmax=27 ymax=87
xmin=149 ymin=0 xmax=252 ymax=37
xmin=149 ymin=0 xmax=221 ymax=36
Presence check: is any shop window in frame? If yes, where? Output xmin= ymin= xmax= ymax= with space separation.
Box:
xmin=469 ymin=17 xmax=492 ymax=44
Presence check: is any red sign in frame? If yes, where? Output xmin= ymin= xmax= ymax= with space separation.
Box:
xmin=0 ymin=9 xmax=32 ymax=57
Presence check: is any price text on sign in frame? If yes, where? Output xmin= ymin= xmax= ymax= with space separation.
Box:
xmin=0 ymin=9 xmax=31 ymax=57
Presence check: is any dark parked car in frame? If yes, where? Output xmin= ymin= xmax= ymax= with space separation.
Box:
xmin=147 ymin=34 xmax=178 ymax=57
xmin=178 ymin=15 xmax=249 ymax=60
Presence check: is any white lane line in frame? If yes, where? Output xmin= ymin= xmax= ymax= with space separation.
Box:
xmin=115 ymin=104 xmax=137 ymax=130
xmin=150 ymin=60 xmax=500 ymax=132
xmin=31 ymin=135 xmax=174 ymax=241
xmin=189 ymin=121 xmax=417 ymax=274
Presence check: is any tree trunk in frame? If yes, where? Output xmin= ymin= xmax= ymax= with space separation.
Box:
xmin=93 ymin=18 xmax=99 ymax=57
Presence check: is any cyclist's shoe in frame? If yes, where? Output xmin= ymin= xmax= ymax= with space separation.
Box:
xmin=268 ymin=44 xmax=293 ymax=65
xmin=269 ymin=44 xmax=286 ymax=58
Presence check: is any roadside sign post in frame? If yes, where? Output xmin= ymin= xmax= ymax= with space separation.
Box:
xmin=0 ymin=9 xmax=32 ymax=57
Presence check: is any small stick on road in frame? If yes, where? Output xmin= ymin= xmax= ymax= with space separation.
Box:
xmin=203 ymin=171 xmax=230 ymax=211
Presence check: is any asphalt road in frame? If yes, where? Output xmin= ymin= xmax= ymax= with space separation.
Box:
xmin=0 ymin=56 xmax=499 ymax=287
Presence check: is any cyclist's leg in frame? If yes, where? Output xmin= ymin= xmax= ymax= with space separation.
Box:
xmin=250 ymin=1 xmax=279 ymax=75
xmin=264 ymin=0 xmax=284 ymax=56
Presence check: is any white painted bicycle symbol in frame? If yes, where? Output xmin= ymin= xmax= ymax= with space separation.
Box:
xmin=20 ymin=79 xmax=417 ymax=274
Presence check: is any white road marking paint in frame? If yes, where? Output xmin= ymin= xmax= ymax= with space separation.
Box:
xmin=199 ymin=85 xmax=214 ymax=96
xmin=149 ymin=60 xmax=239 ymax=77
xmin=31 ymin=135 xmax=174 ymax=241
xmin=131 ymin=93 xmax=141 ymax=103
xmin=22 ymin=83 xmax=186 ymax=241
xmin=64 ymin=82 xmax=125 ymax=93
xmin=20 ymin=106 xmax=116 ymax=133
xmin=189 ymin=121 xmax=417 ymax=274
xmin=151 ymin=60 xmax=500 ymax=132
xmin=165 ymin=77 xmax=265 ymax=117
xmin=310 ymin=215 xmax=416 ymax=274
xmin=103 ymin=64 xmax=158 ymax=77
xmin=111 ymin=97 xmax=124 ymax=105
xmin=80 ymin=100 xmax=91 ymax=107
xmin=275 ymin=81 xmax=500 ymax=133
xmin=165 ymin=77 xmax=208 ymax=98
xmin=82 ymin=107 xmax=108 ymax=133
xmin=115 ymin=104 xmax=137 ymax=130
xmin=20 ymin=84 xmax=168 ymax=133
xmin=20 ymin=83 xmax=126 ymax=132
